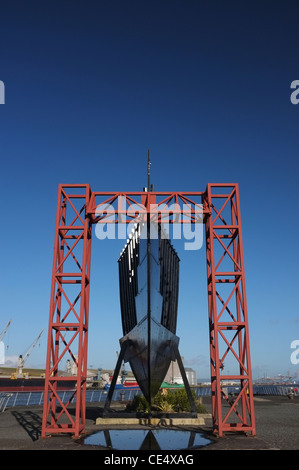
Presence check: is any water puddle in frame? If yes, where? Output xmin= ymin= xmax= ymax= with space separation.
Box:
xmin=82 ymin=429 xmax=212 ymax=450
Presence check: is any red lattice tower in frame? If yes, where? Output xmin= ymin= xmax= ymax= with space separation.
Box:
xmin=204 ymin=184 xmax=256 ymax=436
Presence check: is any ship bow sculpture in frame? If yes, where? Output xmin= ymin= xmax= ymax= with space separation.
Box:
xmin=104 ymin=220 xmax=196 ymax=414
xmin=118 ymin=223 xmax=180 ymax=402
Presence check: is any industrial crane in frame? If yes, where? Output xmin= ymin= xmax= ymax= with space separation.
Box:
xmin=13 ymin=328 xmax=44 ymax=378
xmin=0 ymin=319 xmax=11 ymax=343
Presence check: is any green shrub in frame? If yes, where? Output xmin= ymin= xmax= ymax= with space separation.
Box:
xmin=155 ymin=399 xmax=174 ymax=413
xmin=126 ymin=388 xmax=207 ymax=414
xmin=126 ymin=394 xmax=150 ymax=412
xmin=168 ymin=389 xmax=195 ymax=412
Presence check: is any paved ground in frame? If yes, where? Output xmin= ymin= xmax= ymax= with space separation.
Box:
xmin=0 ymin=395 xmax=298 ymax=451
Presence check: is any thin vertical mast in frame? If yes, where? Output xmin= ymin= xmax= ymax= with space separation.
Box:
xmin=147 ymin=148 xmax=151 ymax=192
xmin=147 ymin=148 xmax=151 ymax=409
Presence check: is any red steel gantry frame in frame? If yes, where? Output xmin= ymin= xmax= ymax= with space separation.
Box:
xmin=41 ymin=183 xmax=256 ymax=438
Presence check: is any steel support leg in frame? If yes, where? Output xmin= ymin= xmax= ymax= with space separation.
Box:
xmin=41 ymin=184 xmax=92 ymax=438
xmin=173 ymin=344 xmax=197 ymax=416
xmin=204 ymin=183 xmax=256 ymax=437
xmin=104 ymin=341 xmax=127 ymax=413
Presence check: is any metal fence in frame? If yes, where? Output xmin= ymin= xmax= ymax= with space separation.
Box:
xmin=0 ymin=393 xmax=13 ymax=412
xmin=0 ymin=388 xmax=139 ymax=411
xmin=1 ymin=384 xmax=298 ymax=411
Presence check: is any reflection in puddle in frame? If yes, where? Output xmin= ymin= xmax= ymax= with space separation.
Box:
xmin=83 ymin=429 xmax=212 ymax=450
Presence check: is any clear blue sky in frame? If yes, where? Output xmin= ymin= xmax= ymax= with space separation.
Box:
xmin=0 ymin=0 xmax=298 ymax=381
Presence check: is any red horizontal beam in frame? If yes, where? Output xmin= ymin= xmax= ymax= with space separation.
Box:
xmin=92 ymin=191 xmax=205 ymax=196
xmin=55 ymin=273 xmax=84 ymax=277
xmin=214 ymin=272 xmax=242 ymax=276
xmin=52 ymin=323 xmax=86 ymax=330
xmin=58 ymin=226 xmax=84 ymax=230
xmin=217 ymin=323 xmax=246 ymax=330
xmin=47 ymin=376 xmax=79 ymax=381
xmin=219 ymin=375 xmax=250 ymax=380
